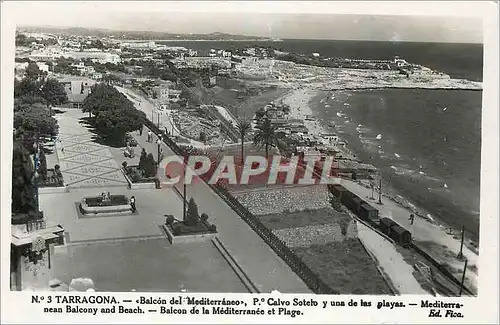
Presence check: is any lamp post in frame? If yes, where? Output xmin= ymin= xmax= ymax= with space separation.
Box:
xmin=33 ymin=141 xmax=40 ymax=212
xmin=183 ymin=154 xmax=187 ymax=222
xmin=156 ymin=138 xmax=161 ymax=163
xmin=457 ymin=226 xmax=465 ymax=259
xmin=377 ymin=177 xmax=383 ymax=205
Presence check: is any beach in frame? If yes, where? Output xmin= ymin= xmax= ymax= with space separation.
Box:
xmin=278 ymin=86 xmax=479 ymax=294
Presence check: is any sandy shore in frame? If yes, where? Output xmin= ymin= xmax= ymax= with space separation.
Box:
xmin=276 ymin=86 xmax=478 ymax=294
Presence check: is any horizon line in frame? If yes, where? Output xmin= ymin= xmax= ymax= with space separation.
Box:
xmin=17 ymin=24 xmax=483 ymax=45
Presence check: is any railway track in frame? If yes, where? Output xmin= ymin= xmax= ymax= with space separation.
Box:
xmin=351 ymin=213 xmax=474 ymax=297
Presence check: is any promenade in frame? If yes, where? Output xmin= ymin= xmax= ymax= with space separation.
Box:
xmin=39 ymin=108 xmax=248 ymax=293
xmin=127 ymin=93 xmax=312 ymax=294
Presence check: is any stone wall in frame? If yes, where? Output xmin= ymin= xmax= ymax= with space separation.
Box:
xmin=233 ymin=185 xmax=331 ymax=216
xmin=272 ymin=221 xmax=358 ymax=248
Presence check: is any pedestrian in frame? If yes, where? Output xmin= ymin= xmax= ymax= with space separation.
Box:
xmin=130 ymin=196 xmax=136 ymax=212
xmin=139 ymin=127 xmax=143 ymax=136
xmin=148 ymin=130 xmax=152 ymax=143
xmin=409 ymin=213 xmax=415 ymax=225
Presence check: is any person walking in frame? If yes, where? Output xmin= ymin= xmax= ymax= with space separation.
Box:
xmin=409 ymin=213 xmax=415 ymax=225
xmin=130 ymin=196 xmax=136 ymax=212
xmin=139 ymin=127 xmax=143 ymax=136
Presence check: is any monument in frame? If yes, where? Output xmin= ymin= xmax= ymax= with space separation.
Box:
xmin=11 ymin=215 xmax=65 ymax=291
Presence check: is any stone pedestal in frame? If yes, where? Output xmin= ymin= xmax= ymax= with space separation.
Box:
xmin=11 ymin=219 xmax=65 ymax=291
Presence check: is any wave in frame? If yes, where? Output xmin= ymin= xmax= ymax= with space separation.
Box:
xmin=325 ymin=104 xmax=331 ymax=108
xmin=376 ymin=133 xmax=382 ymax=140
xmin=356 ymin=126 xmax=370 ymax=134
xmin=394 ymin=153 xmax=401 ymax=159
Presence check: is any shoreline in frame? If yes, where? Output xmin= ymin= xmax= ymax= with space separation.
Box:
xmin=276 ymin=86 xmax=479 ymax=293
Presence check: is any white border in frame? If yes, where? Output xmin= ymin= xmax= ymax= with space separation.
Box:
xmin=2 ymin=1 xmax=498 ymax=324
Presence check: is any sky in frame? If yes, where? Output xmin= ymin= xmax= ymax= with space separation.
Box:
xmin=11 ymin=2 xmax=484 ymax=43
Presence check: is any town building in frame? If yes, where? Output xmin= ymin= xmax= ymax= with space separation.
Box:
xmin=57 ymin=77 xmax=96 ymax=109
xmin=64 ymin=52 xmax=121 ymax=64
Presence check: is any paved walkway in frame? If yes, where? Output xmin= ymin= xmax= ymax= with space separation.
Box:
xmin=54 ymin=109 xmax=127 ymax=188
xmin=357 ymin=223 xmax=427 ymax=294
xmin=40 ymin=106 xmax=248 ymax=293
xmin=130 ymin=114 xmax=311 ymax=293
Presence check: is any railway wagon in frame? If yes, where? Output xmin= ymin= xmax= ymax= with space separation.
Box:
xmin=329 ymin=184 xmax=346 ymax=197
xmin=329 ymin=184 xmax=380 ymax=225
xmin=379 ymin=217 xmax=412 ymax=247
xmin=359 ymin=203 xmax=380 ymax=226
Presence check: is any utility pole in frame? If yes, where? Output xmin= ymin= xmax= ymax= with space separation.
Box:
xmin=457 ymin=226 xmax=465 ymax=259
xmin=183 ymin=155 xmax=187 ymax=222
xmin=158 ymin=111 xmax=160 ymax=128
xmin=33 ymin=133 xmax=40 ymax=212
xmin=459 ymin=259 xmax=468 ymax=296
xmin=378 ymin=177 xmax=382 ymax=205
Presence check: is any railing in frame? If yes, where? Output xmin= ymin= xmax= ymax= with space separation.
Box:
xmin=144 ymin=118 xmax=337 ymax=294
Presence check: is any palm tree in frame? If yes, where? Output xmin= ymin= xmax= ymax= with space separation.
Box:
xmin=253 ymin=118 xmax=284 ymax=159
xmin=235 ymin=118 xmax=252 ymax=165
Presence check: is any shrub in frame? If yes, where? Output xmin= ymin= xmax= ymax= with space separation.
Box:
xmin=165 ymin=215 xmax=175 ymax=225
xmin=143 ymin=153 xmax=157 ymax=177
xmin=208 ymin=224 xmax=217 ymax=233
xmin=185 ymin=198 xmax=199 ymax=226
xmin=172 ymin=226 xmax=181 ymax=236
xmin=200 ymin=213 xmax=208 ymax=222
xmin=122 ymin=161 xmax=128 ymax=169
xmin=38 ymin=150 xmax=47 ymax=180
xmin=138 ymin=148 xmax=147 ymax=171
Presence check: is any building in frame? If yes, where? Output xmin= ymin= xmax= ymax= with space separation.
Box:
xmin=393 ymin=56 xmax=409 ymax=67
xmin=64 ymin=52 xmax=121 ymax=64
xmin=120 ymin=41 xmax=156 ymax=49
xmin=58 ymin=77 xmax=96 ymax=109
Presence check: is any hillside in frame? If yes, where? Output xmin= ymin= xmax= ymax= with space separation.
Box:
xmin=17 ymin=26 xmax=267 ymax=41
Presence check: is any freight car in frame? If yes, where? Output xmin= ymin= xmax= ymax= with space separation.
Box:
xmin=328 ymin=184 xmax=380 ymax=226
xmin=379 ymin=217 xmax=412 ymax=247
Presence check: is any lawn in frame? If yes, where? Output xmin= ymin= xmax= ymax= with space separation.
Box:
xmin=293 ymin=239 xmax=392 ymax=295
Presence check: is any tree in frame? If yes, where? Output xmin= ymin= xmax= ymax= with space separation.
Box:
xmin=143 ymin=153 xmax=157 ymax=178
xmin=94 ymin=108 xmax=144 ymax=143
xmin=11 ymin=141 xmax=37 ymax=214
xmin=185 ymin=198 xmax=199 ymax=226
xmin=236 ymin=118 xmax=252 ymax=165
xmin=253 ymin=118 xmax=284 ymax=159
xmin=40 ymin=78 xmax=68 ymax=111
xmin=255 ymin=107 xmax=266 ymax=120
xmin=25 ymin=62 xmax=41 ymax=80
xmin=14 ymin=78 xmax=41 ymax=99
xmin=38 ymin=149 xmax=47 ymax=181
xmin=138 ymin=148 xmax=147 ymax=172
xmin=199 ymin=131 xmax=207 ymax=143
xmin=14 ymin=104 xmax=59 ymax=150
xmin=82 ymin=84 xmax=145 ymax=144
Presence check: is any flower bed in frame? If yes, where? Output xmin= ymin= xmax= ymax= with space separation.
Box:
xmin=163 ymin=220 xmax=217 ymax=244
xmin=162 ymin=201 xmax=218 ymax=244
xmin=122 ymin=165 xmax=159 ymax=189
xmin=39 ymin=169 xmax=64 ymax=187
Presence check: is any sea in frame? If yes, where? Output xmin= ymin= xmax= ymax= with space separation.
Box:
xmin=160 ymin=39 xmax=483 ymax=241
